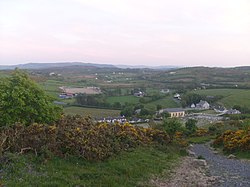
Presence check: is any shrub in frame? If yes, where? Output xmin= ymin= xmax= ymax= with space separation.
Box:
xmin=194 ymin=128 xmax=209 ymax=137
xmin=162 ymin=118 xmax=183 ymax=140
xmin=213 ymin=127 xmax=250 ymax=152
xmin=185 ymin=119 xmax=198 ymax=135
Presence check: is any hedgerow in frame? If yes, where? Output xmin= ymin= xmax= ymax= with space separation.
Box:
xmin=0 ymin=115 xmax=170 ymax=161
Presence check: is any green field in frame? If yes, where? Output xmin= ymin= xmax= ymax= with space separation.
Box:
xmin=145 ymin=96 xmax=180 ymax=110
xmin=107 ymin=95 xmax=140 ymax=105
xmin=39 ymin=80 xmax=64 ymax=97
xmin=63 ymin=106 xmax=121 ymax=118
xmin=192 ymin=89 xmax=250 ymax=108
xmin=192 ymin=89 xmax=246 ymax=97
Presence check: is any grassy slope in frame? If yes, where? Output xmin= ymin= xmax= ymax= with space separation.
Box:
xmin=192 ymin=89 xmax=250 ymax=108
xmin=2 ymin=147 xmax=182 ymax=187
xmin=63 ymin=106 xmax=121 ymax=118
xmin=39 ymin=80 xmax=63 ymax=97
xmin=145 ymin=96 xmax=179 ymax=110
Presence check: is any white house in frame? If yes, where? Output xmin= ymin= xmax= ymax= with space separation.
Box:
xmin=225 ymin=109 xmax=241 ymax=115
xmin=196 ymin=100 xmax=210 ymax=109
xmin=134 ymin=91 xmax=144 ymax=97
xmin=174 ymin=93 xmax=181 ymax=100
xmin=191 ymin=103 xmax=196 ymax=108
xmin=160 ymin=89 xmax=170 ymax=94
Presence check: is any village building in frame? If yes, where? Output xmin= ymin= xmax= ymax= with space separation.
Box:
xmin=173 ymin=93 xmax=181 ymax=100
xmin=196 ymin=100 xmax=210 ymax=109
xmin=159 ymin=108 xmax=185 ymax=118
xmin=160 ymin=89 xmax=170 ymax=94
xmin=225 ymin=109 xmax=241 ymax=115
xmin=134 ymin=91 xmax=144 ymax=97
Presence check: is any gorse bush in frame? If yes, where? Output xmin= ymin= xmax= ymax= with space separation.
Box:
xmin=0 ymin=115 xmax=170 ymax=160
xmin=213 ymin=127 xmax=250 ymax=152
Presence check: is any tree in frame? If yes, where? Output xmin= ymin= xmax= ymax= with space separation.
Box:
xmin=0 ymin=70 xmax=62 ymax=126
xmin=162 ymin=118 xmax=183 ymax=140
xmin=181 ymin=93 xmax=204 ymax=107
xmin=185 ymin=119 xmax=198 ymax=135
xmin=156 ymin=104 xmax=162 ymax=111
xmin=120 ymin=105 xmax=133 ymax=117
xmin=112 ymin=102 xmax=122 ymax=109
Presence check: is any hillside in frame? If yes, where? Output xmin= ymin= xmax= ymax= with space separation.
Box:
xmin=145 ymin=66 xmax=250 ymax=89
xmin=191 ymin=88 xmax=250 ymax=108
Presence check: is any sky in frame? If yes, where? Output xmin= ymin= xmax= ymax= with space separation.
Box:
xmin=0 ymin=0 xmax=250 ymax=67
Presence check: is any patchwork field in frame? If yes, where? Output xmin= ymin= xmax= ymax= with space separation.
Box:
xmin=63 ymin=106 xmax=120 ymax=118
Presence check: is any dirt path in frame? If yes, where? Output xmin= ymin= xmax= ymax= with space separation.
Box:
xmin=151 ymin=143 xmax=250 ymax=187
xmin=150 ymin=156 xmax=219 ymax=187
xmin=191 ymin=144 xmax=250 ymax=187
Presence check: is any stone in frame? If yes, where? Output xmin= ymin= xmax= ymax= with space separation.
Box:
xmin=187 ymin=150 xmax=196 ymax=157
xmin=189 ymin=144 xmax=194 ymax=148
xmin=193 ymin=159 xmax=207 ymax=167
xmin=227 ymin=154 xmax=236 ymax=159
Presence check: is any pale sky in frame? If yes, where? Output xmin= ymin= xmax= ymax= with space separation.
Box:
xmin=0 ymin=0 xmax=250 ymax=67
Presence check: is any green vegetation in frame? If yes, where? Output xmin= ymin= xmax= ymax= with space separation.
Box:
xmin=185 ymin=119 xmax=198 ymax=135
xmin=207 ymin=120 xmax=250 ymax=159
xmin=0 ymin=70 xmax=62 ymax=126
xmin=187 ymin=135 xmax=216 ymax=144
xmin=64 ymin=106 xmax=120 ymax=118
xmin=233 ymin=151 xmax=250 ymax=160
xmin=1 ymin=146 xmax=182 ymax=187
xmin=107 ymin=95 xmax=140 ymax=105
xmin=161 ymin=118 xmax=183 ymax=140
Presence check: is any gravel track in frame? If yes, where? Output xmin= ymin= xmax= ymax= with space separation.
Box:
xmin=191 ymin=144 xmax=250 ymax=187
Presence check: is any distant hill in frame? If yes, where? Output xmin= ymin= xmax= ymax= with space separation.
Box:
xmin=0 ymin=62 xmax=180 ymax=70
xmin=0 ymin=62 xmax=116 ymax=70
xmin=115 ymin=64 xmax=179 ymax=70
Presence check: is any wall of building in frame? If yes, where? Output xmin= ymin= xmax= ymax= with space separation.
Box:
xmin=170 ymin=111 xmax=185 ymax=118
